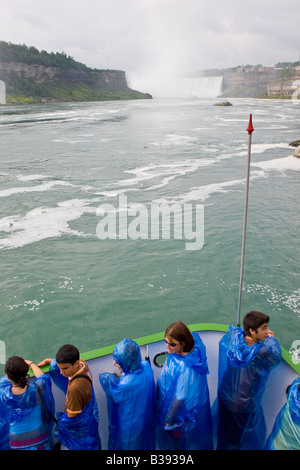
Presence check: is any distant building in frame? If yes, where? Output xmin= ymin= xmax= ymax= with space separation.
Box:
xmin=0 ymin=80 xmax=6 ymax=104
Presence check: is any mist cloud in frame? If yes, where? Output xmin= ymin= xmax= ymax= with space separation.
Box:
xmin=1 ymin=0 xmax=299 ymax=94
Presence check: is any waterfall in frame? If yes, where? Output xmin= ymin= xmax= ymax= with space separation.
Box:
xmin=0 ymin=81 xmax=6 ymax=105
xmin=179 ymin=76 xmax=223 ymax=98
xmin=155 ymin=76 xmax=223 ymax=98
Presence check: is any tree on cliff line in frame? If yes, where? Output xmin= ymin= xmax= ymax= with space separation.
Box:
xmin=0 ymin=41 xmax=89 ymax=70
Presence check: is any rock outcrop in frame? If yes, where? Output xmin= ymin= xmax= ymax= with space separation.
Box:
xmin=213 ymin=101 xmax=232 ymax=106
xmin=289 ymin=139 xmax=300 ymax=147
xmin=293 ymin=146 xmax=300 ymax=158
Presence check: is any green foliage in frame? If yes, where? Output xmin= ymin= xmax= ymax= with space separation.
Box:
xmin=4 ymin=76 xmax=150 ymax=104
xmin=276 ymin=61 xmax=300 ymax=68
xmin=0 ymin=40 xmax=88 ymax=70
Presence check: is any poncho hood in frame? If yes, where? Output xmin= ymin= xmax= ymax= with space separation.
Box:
xmin=172 ymin=333 xmax=209 ymax=375
xmin=113 ymin=339 xmax=142 ymax=373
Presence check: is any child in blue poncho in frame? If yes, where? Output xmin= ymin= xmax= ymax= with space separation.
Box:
xmin=265 ymin=377 xmax=300 ymax=450
xmin=99 ymin=339 xmax=156 ymax=450
xmin=39 ymin=344 xmax=101 ymax=450
xmin=0 ymin=356 xmax=55 ymax=450
xmin=157 ymin=321 xmax=213 ymax=450
xmin=217 ymin=311 xmax=281 ymax=450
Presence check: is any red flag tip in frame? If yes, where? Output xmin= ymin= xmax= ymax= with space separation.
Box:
xmin=247 ymin=114 xmax=254 ymax=134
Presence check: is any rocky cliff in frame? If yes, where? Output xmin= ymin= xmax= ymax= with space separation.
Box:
xmin=225 ymin=67 xmax=300 ymax=98
xmin=0 ymin=42 xmax=152 ymax=104
xmin=203 ymin=64 xmax=300 ymax=98
xmin=0 ymin=62 xmax=129 ymax=89
xmin=0 ymin=62 xmax=152 ymax=104
xmin=222 ymin=68 xmax=280 ymax=97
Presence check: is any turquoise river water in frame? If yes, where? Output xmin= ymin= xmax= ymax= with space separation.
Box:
xmin=0 ymin=97 xmax=299 ymax=373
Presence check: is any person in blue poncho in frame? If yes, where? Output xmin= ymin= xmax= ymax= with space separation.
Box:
xmin=217 ymin=311 xmax=281 ymax=450
xmin=39 ymin=344 xmax=101 ymax=450
xmin=157 ymin=321 xmax=213 ymax=450
xmin=99 ymin=338 xmax=156 ymax=450
xmin=0 ymin=356 xmax=55 ymax=450
xmin=264 ymin=377 xmax=300 ymax=450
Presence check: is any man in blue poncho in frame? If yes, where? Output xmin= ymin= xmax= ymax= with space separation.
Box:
xmin=264 ymin=377 xmax=300 ymax=450
xmin=99 ymin=339 xmax=156 ymax=450
xmin=39 ymin=344 xmax=101 ymax=450
xmin=157 ymin=321 xmax=213 ymax=450
xmin=217 ymin=311 xmax=281 ymax=450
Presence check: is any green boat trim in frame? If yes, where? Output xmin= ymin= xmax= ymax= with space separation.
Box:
xmin=81 ymin=323 xmax=229 ymax=361
xmin=280 ymin=347 xmax=300 ymax=375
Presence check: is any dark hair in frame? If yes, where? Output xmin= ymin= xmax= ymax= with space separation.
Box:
xmin=56 ymin=344 xmax=79 ymax=365
xmin=165 ymin=321 xmax=194 ymax=353
xmin=5 ymin=356 xmax=29 ymax=388
xmin=243 ymin=311 xmax=270 ymax=336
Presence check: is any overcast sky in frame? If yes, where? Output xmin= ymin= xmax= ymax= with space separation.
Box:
xmin=1 ymin=0 xmax=299 ymax=93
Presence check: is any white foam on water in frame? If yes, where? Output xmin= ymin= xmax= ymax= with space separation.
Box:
xmin=102 ymin=159 xmax=217 ymax=198
xmin=150 ymin=133 xmax=199 ymax=147
xmin=154 ymin=170 xmax=266 ymax=204
xmin=251 ymin=142 xmax=291 ymax=154
xmin=53 ymin=138 xmax=93 ymax=144
xmin=96 ymin=152 xmax=265 ymax=199
xmin=285 ymin=289 xmax=300 ymax=316
xmin=111 ymin=159 xmax=218 ymax=190
xmin=0 ymin=198 xmax=99 ymax=250
xmin=58 ymin=276 xmax=84 ymax=292
xmin=0 ymin=180 xmax=75 ymax=198
xmin=245 ymin=284 xmax=300 ymax=315
xmin=7 ymin=299 xmax=45 ymax=312
xmin=154 ymin=180 xmax=241 ymax=204
xmin=17 ymin=174 xmax=51 ymax=181
xmin=4 ymin=146 xmax=259 ymax=204
xmin=252 ymin=155 xmax=300 ymax=171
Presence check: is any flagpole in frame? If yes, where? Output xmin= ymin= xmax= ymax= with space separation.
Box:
xmin=237 ymin=114 xmax=254 ymax=326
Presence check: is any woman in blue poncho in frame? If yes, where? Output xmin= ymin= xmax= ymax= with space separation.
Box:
xmin=99 ymin=339 xmax=156 ymax=450
xmin=264 ymin=377 xmax=300 ymax=450
xmin=157 ymin=321 xmax=213 ymax=450
xmin=217 ymin=311 xmax=281 ymax=450
xmin=0 ymin=356 xmax=55 ymax=450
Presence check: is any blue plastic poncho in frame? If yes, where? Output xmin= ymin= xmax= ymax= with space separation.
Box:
xmin=217 ymin=325 xmax=281 ymax=450
xmin=0 ymin=415 xmax=9 ymax=450
xmin=99 ymin=339 xmax=156 ymax=450
xmin=157 ymin=332 xmax=213 ymax=450
xmin=265 ymin=377 xmax=300 ymax=450
xmin=0 ymin=374 xmax=55 ymax=450
xmin=48 ymin=359 xmax=101 ymax=450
